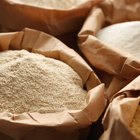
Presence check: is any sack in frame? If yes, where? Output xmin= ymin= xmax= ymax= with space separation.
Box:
xmin=0 ymin=0 xmax=101 ymax=36
xmin=0 ymin=28 xmax=107 ymax=140
xmin=78 ymin=0 xmax=140 ymax=99
xmin=100 ymin=75 xmax=140 ymax=140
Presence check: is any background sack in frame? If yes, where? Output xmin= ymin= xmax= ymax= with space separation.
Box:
xmin=78 ymin=0 xmax=140 ymax=100
xmin=0 ymin=28 xmax=107 ymax=140
xmin=0 ymin=0 xmax=101 ymax=36
xmin=100 ymin=75 xmax=140 ymax=140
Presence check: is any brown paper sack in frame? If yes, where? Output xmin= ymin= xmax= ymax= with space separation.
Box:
xmin=78 ymin=0 xmax=140 ymax=99
xmin=0 ymin=0 xmax=102 ymax=36
xmin=0 ymin=28 xmax=107 ymax=140
xmin=100 ymin=75 xmax=140 ymax=140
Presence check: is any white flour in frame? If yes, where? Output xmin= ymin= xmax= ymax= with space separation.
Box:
xmin=96 ymin=21 xmax=140 ymax=61
xmin=0 ymin=50 xmax=87 ymax=114
xmin=130 ymin=105 xmax=140 ymax=138
xmin=14 ymin=0 xmax=87 ymax=9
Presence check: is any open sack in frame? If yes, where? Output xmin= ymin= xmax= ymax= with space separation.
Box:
xmin=78 ymin=0 xmax=140 ymax=100
xmin=100 ymin=75 xmax=140 ymax=140
xmin=0 ymin=0 xmax=101 ymax=36
xmin=0 ymin=28 xmax=107 ymax=140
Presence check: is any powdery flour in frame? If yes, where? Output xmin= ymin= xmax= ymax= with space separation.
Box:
xmin=0 ymin=50 xmax=87 ymax=114
xmin=130 ymin=105 xmax=140 ymax=138
xmin=14 ymin=0 xmax=87 ymax=9
xmin=96 ymin=21 xmax=140 ymax=61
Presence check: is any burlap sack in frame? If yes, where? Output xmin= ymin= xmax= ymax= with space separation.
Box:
xmin=0 ymin=0 xmax=102 ymax=36
xmin=100 ymin=75 xmax=140 ymax=140
xmin=0 ymin=28 xmax=107 ymax=140
xmin=78 ymin=0 xmax=140 ymax=100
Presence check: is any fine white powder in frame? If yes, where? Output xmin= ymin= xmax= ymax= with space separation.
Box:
xmin=0 ymin=50 xmax=87 ymax=114
xmin=96 ymin=21 xmax=140 ymax=61
xmin=130 ymin=105 xmax=140 ymax=138
xmin=14 ymin=0 xmax=87 ymax=9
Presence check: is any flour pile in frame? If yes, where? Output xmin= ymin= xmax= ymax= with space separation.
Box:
xmin=0 ymin=50 xmax=87 ymax=114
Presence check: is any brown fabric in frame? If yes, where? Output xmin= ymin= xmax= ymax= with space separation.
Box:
xmin=0 ymin=0 xmax=102 ymax=36
xmin=0 ymin=28 xmax=107 ymax=140
xmin=100 ymin=76 xmax=140 ymax=140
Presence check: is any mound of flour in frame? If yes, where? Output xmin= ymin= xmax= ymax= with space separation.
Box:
xmin=0 ymin=50 xmax=87 ymax=114
xmin=96 ymin=21 xmax=140 ymax=61
xmin=15 ymin=0 xmax=87 ymax=9
xmin=130 ymin=105 xmax=140 ymax=138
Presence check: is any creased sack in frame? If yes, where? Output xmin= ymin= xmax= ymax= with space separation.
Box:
xmin=78 ymin=0 xmax=140 ymax=99
xmin=0 ymin=0 xmax=101 ymax=36
xmin=100 ymin=75 xmax=140 ymax=140
xmin=0 ymin=28 xmax=106 ymax=140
